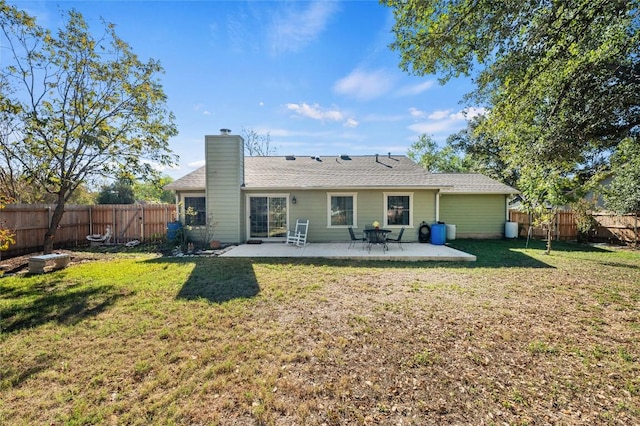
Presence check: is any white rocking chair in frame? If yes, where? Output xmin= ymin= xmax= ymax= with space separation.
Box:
xmin=286 ymin=219 xmax=309 ymax=246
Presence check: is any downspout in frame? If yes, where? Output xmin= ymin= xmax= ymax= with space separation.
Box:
xmin=435 ymin=190 xmax=440 ymax=222
xmin=505 ymin=195 xmax=509 ymax=221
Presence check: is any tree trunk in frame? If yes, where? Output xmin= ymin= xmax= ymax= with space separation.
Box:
xmin=43 ymin=197 xmax=67 ymax=254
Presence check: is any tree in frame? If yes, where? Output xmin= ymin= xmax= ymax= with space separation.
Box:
xmin=0 ymin=3 xmax=178 ymax=253
xmin=96 ymin=178 xmax=136 ymax=204
xmin=604 ymin=138 xmax=640 ymax=214
xmin=446 ymin=116 xmax=519 ymax=188
xmin=241 ymin=127 xmax=276 ymax=156
xmin=133 ymin=176 xmax=174 ymax=203
xmin=407 ymin=134 xmax=470 ymax=172
xmin=385 ymin=0 xmax=640 ymax=252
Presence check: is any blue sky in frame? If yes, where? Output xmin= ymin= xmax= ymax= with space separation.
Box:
xmin=8 ymin=1 xmax=483 ymax=180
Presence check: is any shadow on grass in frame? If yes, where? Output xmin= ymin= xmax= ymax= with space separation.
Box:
xmin=446 ymin=238 xmax=612 ymax=268
xmin=0 ymin=278 xmax=121 ymax=333
xmin=152 ymin=257 xmax=261 ymax=303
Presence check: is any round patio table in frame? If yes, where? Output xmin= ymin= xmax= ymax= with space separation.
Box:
xmin=364 ymin=229 xmax=391 ymax=252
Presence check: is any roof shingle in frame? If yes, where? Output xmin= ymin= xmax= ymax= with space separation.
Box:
xmin=165 ymin=155 xmax=518 ymax=194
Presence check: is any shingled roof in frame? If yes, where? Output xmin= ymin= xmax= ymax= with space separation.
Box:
xmin=165 ymin=155 xmax=518 ymax=194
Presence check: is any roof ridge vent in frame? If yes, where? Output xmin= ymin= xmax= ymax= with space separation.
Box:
xmin=285 ymin=155 xmax=296 ymax=160
xmin=339 ymin=154 xmax=351 ymax=160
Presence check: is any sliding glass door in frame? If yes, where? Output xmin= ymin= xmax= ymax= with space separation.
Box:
xmin=248 ymin=196 xmax=288 ymax=240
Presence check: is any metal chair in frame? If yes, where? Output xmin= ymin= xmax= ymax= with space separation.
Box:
xmin=347 ymin=226 xmax=366 ymax=249
xmin=386 ymin=227 xmax=405 ymax=250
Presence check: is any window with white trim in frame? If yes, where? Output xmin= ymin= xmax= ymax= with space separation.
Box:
xmin=384 ymin=193 xmax=413 ymax=227
xmin=328 ymin=193 xmax=357 ymax=227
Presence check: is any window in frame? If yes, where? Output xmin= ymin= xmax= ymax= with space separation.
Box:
xmin=184 ymin=196 xmax=206 ymax=226
xmin=328 ymin=193 xmax=357 ymax=227
xmin=384 ymin=193 xmax=412 ymax=227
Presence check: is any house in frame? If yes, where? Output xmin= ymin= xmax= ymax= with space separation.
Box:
xmin=165 ymin=130 xmax=519 ymax=245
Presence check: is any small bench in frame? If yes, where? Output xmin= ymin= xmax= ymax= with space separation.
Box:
xmin=28 ymin=253 xmax=71 ymax=274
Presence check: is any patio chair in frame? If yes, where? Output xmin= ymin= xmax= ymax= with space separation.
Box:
xmin=386 ymin=227 xmax=405 ymax=251
xmin=347 ymin=226 xmax=366 ymax=249
xmin=286 ymin=219 xmax=309 ymax=246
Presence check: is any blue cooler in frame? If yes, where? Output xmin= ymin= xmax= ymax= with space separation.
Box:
xmin=430 ymin=223 xmax=446 ymax=245
xmin=167 ymin=221 xmax=183 ymax=241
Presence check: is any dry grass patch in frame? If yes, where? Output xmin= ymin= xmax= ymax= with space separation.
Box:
xmin=0 ymin=240 xmax=639 ymax=425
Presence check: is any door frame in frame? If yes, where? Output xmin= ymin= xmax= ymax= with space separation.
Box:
xmin=245 ymin=193 xmax=291 ymax=241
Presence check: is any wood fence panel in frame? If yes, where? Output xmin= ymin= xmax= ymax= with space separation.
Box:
xmin=509 ymin=209 xmax=638 ymax=245
xmin=593 ymin=213 xmax=639 ymax=245
xmin=1 ymin=203 xmax=176 ymax=258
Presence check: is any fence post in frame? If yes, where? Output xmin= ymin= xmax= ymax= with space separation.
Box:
xmin=635 ymin=212 xmax=638 ymax=246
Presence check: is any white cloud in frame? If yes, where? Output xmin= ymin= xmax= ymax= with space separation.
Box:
xmin=397 ymin=80 xmax=436 ymax=96
xmin=428 ymin=109 xmax=452 ymax=120
xmin=269 ymin=1 xmax=338 ymax=55
xmin=188 ymin=160 xmax=206 ymax=168
xmin=409 ymin=107 xmax=426 ymax=118
xmin=286 ymin=102 xmax=344 ymax=122
xmin=410 ymin=107 xmax=488 ymax=136
xmin=344 ymin=118 xmax=359 ymax=128
xmin=333 ymin=68 xmax=395 ymax=100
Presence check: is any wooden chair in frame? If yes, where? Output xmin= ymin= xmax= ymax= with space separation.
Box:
xmin=286 ymin=219 xmax=309 ymax=246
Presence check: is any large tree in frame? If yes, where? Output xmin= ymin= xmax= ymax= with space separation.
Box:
xmin=385 ymin=0 xmax=640 ymax=235
xmin=0 ymin=3 xmax=177 ymax=253
xmin=446 ymin=116 xmax=519 ymax=188
xmin=407 ymin=133 xmax=470 ymax=172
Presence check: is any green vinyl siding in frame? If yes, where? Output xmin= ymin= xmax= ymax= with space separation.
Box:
xmin=440 ymin=194 xmax=507 ymax=238
xmin=205 ymin=135 xmax=244 ymax=244
xmin=244 ymin=189 xmax=438 ymax=243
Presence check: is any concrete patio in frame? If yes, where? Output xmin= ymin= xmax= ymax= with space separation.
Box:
xmin=219 ymin=242 xmax=476 ymax=262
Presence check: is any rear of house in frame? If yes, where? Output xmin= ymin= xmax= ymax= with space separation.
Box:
xmin=165 ymin=131 xmax=518 ymax=245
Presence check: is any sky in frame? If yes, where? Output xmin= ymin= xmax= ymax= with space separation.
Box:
xmin=7 ymin=0 xmax=483 ymax=180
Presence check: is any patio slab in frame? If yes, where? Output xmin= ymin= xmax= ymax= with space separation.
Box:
xmin=219 ymin=242 xmax=476 ymax=262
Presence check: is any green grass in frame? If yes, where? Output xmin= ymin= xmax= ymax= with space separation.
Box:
xmin=1 ymin=240 xmax=639 ymax=425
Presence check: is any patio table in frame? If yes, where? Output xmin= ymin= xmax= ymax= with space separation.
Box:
xmin=364 ymin=229 xmax=391 ymax=253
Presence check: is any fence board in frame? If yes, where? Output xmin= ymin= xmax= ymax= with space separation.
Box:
xmin=1 ymin=204 xmax=176 ymax=258
xmin=508 ymin=209 xmax=638 ymax=245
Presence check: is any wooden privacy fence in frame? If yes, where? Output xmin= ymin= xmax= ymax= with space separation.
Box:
xmin=508 ymin=210 xmax=639 ymax=245
xmin=1 ymin=204 xmax=177 ymax=258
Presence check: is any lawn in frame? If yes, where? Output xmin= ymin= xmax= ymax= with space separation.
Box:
xmin=1 ymin=240 xmax=639 ymax=425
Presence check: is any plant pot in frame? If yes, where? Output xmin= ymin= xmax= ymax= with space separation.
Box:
xmin=209 ymin=240 xmax=221 ymax=249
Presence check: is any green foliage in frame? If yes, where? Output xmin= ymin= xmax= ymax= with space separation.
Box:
xmin=407 ymin=133 xmax=470 ymax=172
xmin=386 ymin=0 xmax=640 ymax=252
xmin=96 ymin=178 xmax=135 ymax=204
xmin=605 ymin=138 xmax=640 ymax=214
xmin=446 ymin=116 xmax=519 ymax=187
xmin=0 ymin=194 xmax=16 ymax=253
xmin=133 ymin=176 xmax=174 ymax=203
xmin=0 ymin=4 xmax=178 ymax=252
